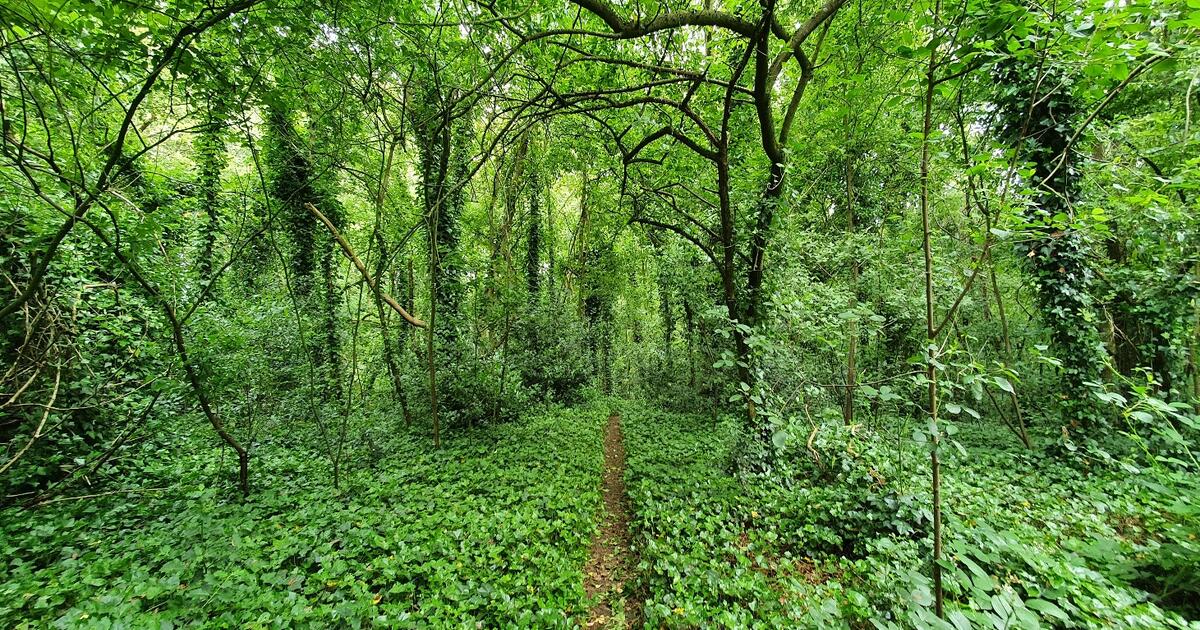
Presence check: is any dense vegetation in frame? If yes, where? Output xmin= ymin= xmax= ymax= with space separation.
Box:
xmin=1 ymin=0 xmax=1197 ymax=627
xmin=622 ymin=404 xmax=1198 ymax=627
xmin=2 ymin=407 xmax=603 ymax=626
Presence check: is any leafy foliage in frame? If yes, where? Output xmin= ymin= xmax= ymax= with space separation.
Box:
xmin=1 ymin=0 xmax=1198 ymax=626
xmin=0 ymin=405 xmax=606 ymax=627
xmin=621 ymin=402 xmax=1200 ymax=628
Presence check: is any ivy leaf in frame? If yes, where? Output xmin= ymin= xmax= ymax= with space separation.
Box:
xmin=1025 ymin=599 xmax=1069 ymax=622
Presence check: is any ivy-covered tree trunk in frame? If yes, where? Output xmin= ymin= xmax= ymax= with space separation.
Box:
xmin=601 ymin=320 xmax=613 ymax=394
xmin=647 ymin=234 xmax=674 ymax=365
xmin=412 ymin=79 xmax=473 ymax=435
xmin=417 ymin=112 xmax=465 ymax=324
xmin=265 ymin=101 xmax=343 ymax=401
xmin=194 ymin=106 xmax=227 ymax=280
xmin=373 ymin=198 xmax=412 ymax=424
xmin=320 ymin=227 xmax=342 ymax=403
xmin=999 ymin=61 xmax=1105 ymax=427
xmin=683 ymin=298 xmax=697 ymax=389
xmin=658 ymin=273 xmax=674 ymax=364
xmin=265 ymin=104 xmax=317 ymax=299
xmin=527 ymin=169 xmax=542 ymax=296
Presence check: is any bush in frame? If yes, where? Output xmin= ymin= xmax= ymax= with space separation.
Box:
xmin=514 ymin=301 xmax=591 ymax=405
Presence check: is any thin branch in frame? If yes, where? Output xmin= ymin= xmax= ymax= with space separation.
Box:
xmin=0 ymin=365 xmax=60 ymax=476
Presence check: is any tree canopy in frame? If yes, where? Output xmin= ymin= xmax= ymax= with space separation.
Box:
xmin=2 ymin=0 xmax=1198 ymax=626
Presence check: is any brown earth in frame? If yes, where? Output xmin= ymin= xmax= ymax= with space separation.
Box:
xmin=583 ymin=414 xmax=642 ymax=629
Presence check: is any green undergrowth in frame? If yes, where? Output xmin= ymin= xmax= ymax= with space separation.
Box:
xmin=0 ymin=403 xmax=607 ymax=628
xmin=619 ymin=403 xmax=1200 ymax=629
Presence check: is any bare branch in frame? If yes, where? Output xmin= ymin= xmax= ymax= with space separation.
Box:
xmin=304 ymin=203 xmax=427 ymax=329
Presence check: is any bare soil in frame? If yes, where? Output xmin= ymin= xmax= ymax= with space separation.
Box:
xmin=583 ymin=414 xmax=642 ymax=629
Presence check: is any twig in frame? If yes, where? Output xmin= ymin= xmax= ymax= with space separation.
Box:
xmin=0 ymin=365 xmax=61 ymax=475
xmin=30 ymin=486 xmax=167 ymax=508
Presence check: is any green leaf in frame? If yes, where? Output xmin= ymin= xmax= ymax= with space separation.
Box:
xmin=1025 ymin=599 xmax=1069 ymax=621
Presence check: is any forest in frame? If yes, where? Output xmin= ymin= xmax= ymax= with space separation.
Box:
xmin=1 ymin=0 xmax=1198 ymax=627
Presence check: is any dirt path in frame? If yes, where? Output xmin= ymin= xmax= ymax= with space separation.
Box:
xmin=583 ymin=413 xmax=642 ymax=629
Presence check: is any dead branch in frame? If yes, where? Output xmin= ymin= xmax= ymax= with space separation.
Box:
xmin=304 ymin=203 xmax=427 ymax=328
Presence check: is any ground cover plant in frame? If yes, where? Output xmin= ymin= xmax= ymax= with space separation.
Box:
xmin=0 ymin=405 xmax=605 ymax=627
xmin=621 ymin=404 xmax=1200 ymax=629
xmin=2 ymin=0 xmax=1199 ymax=627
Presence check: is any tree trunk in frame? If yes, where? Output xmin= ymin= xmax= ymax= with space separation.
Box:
xmin=919 ymin=33 xmax=944 ymax=618
xmin=843 ymin=150 xmax=858 ymax=425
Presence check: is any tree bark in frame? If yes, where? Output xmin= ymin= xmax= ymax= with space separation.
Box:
xmin=919 ymin=21 xmax=944 ymax=618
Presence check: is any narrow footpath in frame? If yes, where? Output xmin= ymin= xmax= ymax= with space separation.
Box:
xmin=583 ymin=413 xmax=642 ymax=629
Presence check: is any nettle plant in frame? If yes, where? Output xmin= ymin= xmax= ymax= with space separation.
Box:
xmin=905 ymin=339 xmax=1034 ymax=449
xmin=1087 ymin=368 xmax=1199 ymax=471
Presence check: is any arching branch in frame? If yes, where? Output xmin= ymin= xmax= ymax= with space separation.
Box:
xmin=626 ymin=125 xmax=719 ymax=163
xmin=569 ymin=0 xmax=760 ymax=38
xmin=630 ymin=215 xmax=718 ymax=270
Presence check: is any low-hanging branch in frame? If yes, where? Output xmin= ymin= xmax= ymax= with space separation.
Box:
xmin=304 ymin=203 xmax=427 ymax=329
